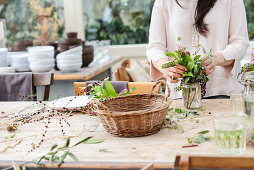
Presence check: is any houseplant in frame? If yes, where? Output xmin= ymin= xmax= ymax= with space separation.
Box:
xmin=162 ymin=45 xmax=211 ymax=109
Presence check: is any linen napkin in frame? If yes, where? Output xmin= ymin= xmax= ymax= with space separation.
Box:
xmin=0 ymin=73 xmax=35 ymax=101
xmin=86 ymin=81 xmax=128 ymax=95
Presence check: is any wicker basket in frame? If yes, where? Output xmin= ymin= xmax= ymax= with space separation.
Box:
xmin=94 ymin=80 xmax=172 ymax=137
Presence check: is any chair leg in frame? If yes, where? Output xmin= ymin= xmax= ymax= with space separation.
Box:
xmin=43 ymin=85 xmax=50 ymax=101
xmin=141 ymin=163 xmax=154 ymax=170
xmin=179 ymin=155 xmax=190 ymax=170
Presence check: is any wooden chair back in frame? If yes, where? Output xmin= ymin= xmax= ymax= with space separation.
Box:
xmin=73 ymin=82 xmax=160 ymax=96
xmin=33 ymin=73 xmax=54 ymax=101
xmin=174 ymin=155 xmax=254 ymax=170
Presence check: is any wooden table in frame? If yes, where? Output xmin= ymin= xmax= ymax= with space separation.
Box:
xmin=0 ymin=99 xmax=253 ymax=169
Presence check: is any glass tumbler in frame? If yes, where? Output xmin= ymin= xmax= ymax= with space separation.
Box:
xmin=213 ymin=113 xmax=247 ymax=155
xmin=230 ymin=90 xmax=243 ymax=113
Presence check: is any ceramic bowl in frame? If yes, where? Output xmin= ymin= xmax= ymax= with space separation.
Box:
xmin=57 ymin=63 xmax=82 ymax=73
xmin=30 ymin=63 xmax=54 ymax=73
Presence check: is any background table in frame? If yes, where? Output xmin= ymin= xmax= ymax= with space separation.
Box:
xmin=37 ymin=56 xmax=123 ymax=100
xmin=0 ymin=99 xmax=253 ymax=169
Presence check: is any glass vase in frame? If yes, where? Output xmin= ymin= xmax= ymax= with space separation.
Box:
xmin=182 ymin=82 xmax=201 ymax=109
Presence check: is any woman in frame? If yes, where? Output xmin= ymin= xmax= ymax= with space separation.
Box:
xmin=146 ymin=0 xmax=249 ymax=99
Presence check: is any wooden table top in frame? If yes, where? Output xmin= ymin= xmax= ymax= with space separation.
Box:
xmin=52 ymin=56 xmax=122 ymax=81
xmin=0 ymin=99 xmax=253 ymax=169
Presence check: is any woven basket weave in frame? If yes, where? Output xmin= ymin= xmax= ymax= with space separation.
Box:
xmin=94 ymin=80 xmax=172 ymax=137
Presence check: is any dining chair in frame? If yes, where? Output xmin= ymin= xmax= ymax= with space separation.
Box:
xmin=174 ymin=155 xmax=254 ymax=170
xmin=33 ymin=73 xmax=54 ymax=101
xmin=73 ymin=81 xmax=161 ymax=96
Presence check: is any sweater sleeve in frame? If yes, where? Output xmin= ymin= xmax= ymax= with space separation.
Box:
xmin=219 ymin=0 xmax=249 ymax=76
xmin=146 ymin=0 xmax=168 ymax=80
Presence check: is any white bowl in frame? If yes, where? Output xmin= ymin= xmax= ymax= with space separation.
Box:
xmin=30 ymin=58 xmax=54 ymax=65
xmin=57 ymin=54 xmax=82 ymax=60
xmin=27 ymin=46 xmax=54 ymax=53
xmin=0 ymin=67 xmax=15 ymax=73
xmin=57 ymin=63 xmax=82 ymax=73
xmin=28 ymin=52 xmax=54 ymax=59
xmin=11 ymin=53 xmax=29 ymax=64
xmin=12 ymin=63 xmax=30 ymax=72
xmin=57 ymin=59 xmax=82 ymax=65
xmin=30 ymin=63 xmax=54 ymax=73
xmin=28 ymin=55 xmax=53 ymax=63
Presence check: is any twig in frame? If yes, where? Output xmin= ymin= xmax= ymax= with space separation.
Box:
xmin=0 ymin=139 xmax=23 ymax=153
xmin=182 ymin=144 xmax=199 ymax=148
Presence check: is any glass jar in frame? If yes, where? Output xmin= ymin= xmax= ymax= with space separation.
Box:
xmin=182 ymin=82 xmax=201 ymax=109
xmin=243 ymin=71 xmax=254 ymax=95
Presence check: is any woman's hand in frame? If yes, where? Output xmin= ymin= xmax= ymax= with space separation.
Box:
xmin=202 ymin=53 xmax=235 ymax=75
xmin=153 ymin=58 xmax=187 ymax=83
xmin=202 ymin=57 xmax=216 ymax=75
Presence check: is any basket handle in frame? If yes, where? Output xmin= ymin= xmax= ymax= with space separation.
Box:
xmin=93 ymin=100 xmax=112 ymax=113
xmin=150 ymin=80 xmax=171 ymax=98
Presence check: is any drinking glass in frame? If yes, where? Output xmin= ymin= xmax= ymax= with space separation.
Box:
xmin=213 ymin=113 xmax=247 ymax=155
xmin=230 ymin=90 xmax=243 ymax=113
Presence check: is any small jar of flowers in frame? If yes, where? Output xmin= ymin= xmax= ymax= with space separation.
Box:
xmin=161 ymin=44 xmax=211 ymax=109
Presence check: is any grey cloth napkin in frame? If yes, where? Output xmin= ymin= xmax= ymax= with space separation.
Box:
xmin=0 ymin=73 xmax=35 ymax=101
xmin=86 ymin=81 xmax=128 ymax=95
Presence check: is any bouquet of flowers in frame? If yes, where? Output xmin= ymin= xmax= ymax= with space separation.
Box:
xmin=161 ymin=44 xmax=212 ymax=109
xmin=238 ymin=50 xmax=254 ymax=81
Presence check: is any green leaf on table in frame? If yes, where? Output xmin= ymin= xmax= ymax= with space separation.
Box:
xmin=68 ymin=152 xmax=79 ymax=161
xmin=64 ymin=138 xmax=70 ymax=148
xmin=83 ymin=138 xmax=105 ymax=144
xmin=99 ymin=149 xmax=109 ymax=152
xmin=105 ymin=80 xmax=118 ymax=97
xmin=35 ymin=156 xmax=46 ymax=165
xmin=198 ymin=130 xmax=209 ymax=134
xmin=57 ymin=151 xmax=69 ymax=166
xmin=175 ymin=108 xmax=184 ymax=113
xmin=50 ymin=144 xmax=58 ymax=151
xmin=73 ymin=136 xmax=93 ymax=147
xmin=187 ymin=130 xmax=212 ymax=144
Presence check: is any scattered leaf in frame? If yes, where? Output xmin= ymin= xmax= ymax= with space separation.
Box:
xmin=68 ymin=152 xmax=79 ymax=161
xmin=83 ymin=138 xmax=105 ymax=144
xmin=99 ymin=149 xmax=109 ymax=152
xmin=73 ymin=136 xmax=93 ymax=147
xmin=50 ymin=144 xmax=58 ymax=151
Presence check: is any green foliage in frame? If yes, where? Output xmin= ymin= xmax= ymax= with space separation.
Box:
xmin=187 ymin=130 xmax=212 ymax=144
xmin=238 ymin=63 xmax=254 ymax=80
xmin=89 ymin=80 xmax=135 ymax=101
xmin=85 ymin=0 xmax=155 ymax=45
xmin=162 ymin=45 xmax=210 ymax=85
xmin=34 ymin=137 xmax=105 ymax=166
xmin=245 ymin=0 xmax=254 ymax=40
xmin=0 ymin=0 xmax=64 ymax=47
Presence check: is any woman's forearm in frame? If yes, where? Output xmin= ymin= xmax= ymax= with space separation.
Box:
xmin=215 ymin=53 xmax=235 ymax=67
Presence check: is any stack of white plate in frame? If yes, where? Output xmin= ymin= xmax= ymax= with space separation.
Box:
xmin=0 ymin=48 xmax=8 ymax=67
xmin=0 ymin=67 xmax=15 ymax=73
xmin=11 ymin=52 xmax=30 ymax=72
xmin=27 ymin=46 xmax=55 ymax=72
xmin=56 ymin=46 xmax=82 ymax=73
